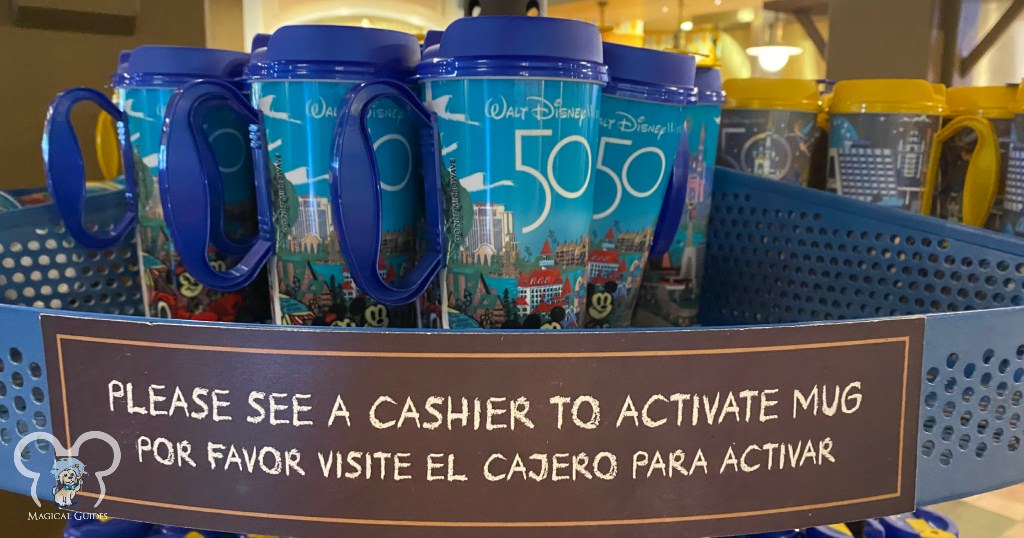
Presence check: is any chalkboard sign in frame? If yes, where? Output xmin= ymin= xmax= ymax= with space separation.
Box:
xmin=41 ymin=315 xmax=922 ymax=536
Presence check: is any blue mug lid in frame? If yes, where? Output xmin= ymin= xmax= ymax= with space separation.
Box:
xmin=695 ymin=66 xmax=725 ymax=103
xmin=125 ymin=46 xmax=249 ymax=80
xmin=262 ymin=25 xmax=419 ymax=73
xmin=439 ymin=16 xmax=603 ymax=64
xmin=112 ymin=49 xmax=132 ymax=86
xmin=421 ymin=44 xmax=441 ymax=61
xmin=422 ymin=29 xmax=443 ymax=49
xmin=250 ymin=32 xmax=270 ymax=51
xmin=695 ymin=66 xmax=722 ymax=92
xmin=603 ymin=43 xmax=695 ymax=89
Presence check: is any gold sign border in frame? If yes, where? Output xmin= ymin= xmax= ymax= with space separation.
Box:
xmin=55 ymin=334 xmax=912 ymax=528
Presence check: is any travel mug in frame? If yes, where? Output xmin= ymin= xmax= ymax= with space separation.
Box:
xmin=44 ymin=46 xmax=270 ymax=322
xmin=939 ymin=86 xmax=1014 ymax=229
xmin=827 ymin=79 xmax=999 ymax=226
xmin=718 ymin=78 xmax=822 ymax=186
xmin=93 ymin=50 xmax=132 ymax=182
xmin=1002 ymin=84 xmax=1024 ymax=236
xmin=160 ymin=25 xmax=423 ymax=328
xmin=63 ymin=518 xmax=154 ymax=538
xmin=333 ymin=16 xmax=607 ymax=329
xmin=806 ymin=520 xmax=885 ymax=538
xmin=585 ymin=43 xmax=695 ymax=328
xmin=633 ymin=66 xmax=724 ymax=328
xmin=881 ymin=508 xmax=958 ymax=537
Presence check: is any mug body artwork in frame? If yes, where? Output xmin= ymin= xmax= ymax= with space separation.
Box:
xmin=826 ymin=113 xmax=941 ymax=212
xmin=718 ymin=108 xmax=821 ymax=186
xmin=122 ymin=86 xmax=267 ymax=322
xmin=423 ymin=77 xmax=602 ymax=329
xmin=589 ymin=95 xmax=685 ymax=327
xmin=1004 ymin=113 xmax=1024 ymax=236
xmin=635 ymin=101 xmax=721 ymax=327
xmin=252 ymin=79 xmax=420 ymax=327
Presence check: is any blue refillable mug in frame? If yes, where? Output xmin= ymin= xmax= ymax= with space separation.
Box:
xmin=584 ymin=43 xmax=694 ymax=328
xmin=333 ymin=16 xmax=608 ymax=330
xmin=806 ymin=520 xmax=886 ymax=538
xmin=43 ymin=46 xmax=270 ymax=323
xmin=63 ymin=518 xmax=153 ymax=538
xmin=160 ymin=25 xmax=423 ymax=328
xmin=881 ymin=508 xmax=958 ymax=537
xmin=633 ymin=66 xmax=724 ymax=327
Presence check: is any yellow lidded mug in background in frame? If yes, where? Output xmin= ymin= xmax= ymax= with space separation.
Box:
xmin=94 ymin=91 xmax=123 ymax=181
xmin=717 ymin=78 xmax=822 ymax=186
xmin=827 ymin=79 xmax=998 ymax=227
xmin=939 ymin=86 xmax=1015 ymax=230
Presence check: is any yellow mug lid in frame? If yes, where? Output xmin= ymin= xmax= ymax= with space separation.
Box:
xmin=1012 ymin=83 xmax=1024 ymax=113
xmin=723 ymin=78 xmax=820 ymax=112
xmin=948 ymin=86 xmax=1016 ymax=118
xmin=831 ymin=79 xmax=945 ymax=115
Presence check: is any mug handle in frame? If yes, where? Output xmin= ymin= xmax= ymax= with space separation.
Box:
xmin=923 ymin=115 xmax=1000 ymax=227
xmin=160 ymin=79 xmax=274 ymax=292
xmin=650 ymin=125 xmax=691 ymax=258
xmin=43 ymin=87 xmax=138 ymax=249
xmin=331 ymin=80 xmax=445 ymax=306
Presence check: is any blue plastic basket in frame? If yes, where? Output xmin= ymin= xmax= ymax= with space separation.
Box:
xmin=0 ymin=169 xmax=1022 ymax=530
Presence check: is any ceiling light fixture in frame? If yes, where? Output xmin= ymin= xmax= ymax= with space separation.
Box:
xmin=745 ymin=13 xmax=802 ymax=73
xmin=662 ymin=5 xmax=669 ymax=13
xmin=746 ymin=45 xmax=802 ymax=72
xmin=680 ymin=20 xmax=694 ymax=31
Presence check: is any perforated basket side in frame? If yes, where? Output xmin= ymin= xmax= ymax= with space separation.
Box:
xmin=0 ymin=305 xmax=53 ymax=498
xmin=0 ymin=192 xmax=142 ymax=317
xmin=701 ymin=169 xmax=1024 ymax=327
xmin=919 ymin=308 xmax=1024 ymax=504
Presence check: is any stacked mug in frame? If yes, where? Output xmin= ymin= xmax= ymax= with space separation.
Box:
xmin=333 ymin=16 xmax=608 ymax=329
xmin=718 ymin=78 xmax=822 ymax=187
xmin=827 ymin=79 xmax=999 ymax=227
xmin=633 ymin=66 xmax=725 ymax=328
xmin=583 ymin=42 xmax=695 ymax=328
xmin=160 ymin=25 xmax=423 ymax=328
xmin=44 ymin=46 xmax=270 ymax=322
xmin=1000 ymin=84 xmax=1024 ymax=236
xmin=938 ymin=85 xmax=1015 ymax=229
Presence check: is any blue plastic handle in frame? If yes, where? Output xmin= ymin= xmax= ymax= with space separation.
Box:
xmin=43 ymin=87 xmax=137 ymax=249
xmin=331 ymin=80 xmax=445 ymax=306
xmin=649 ymin=124 xmax=690 ymax=258
xmin=159 ymin=80 xmax=274 ymax=292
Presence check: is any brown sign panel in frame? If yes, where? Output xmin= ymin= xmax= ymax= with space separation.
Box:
xmin=41 ymin=314 xmax=923 ymax=537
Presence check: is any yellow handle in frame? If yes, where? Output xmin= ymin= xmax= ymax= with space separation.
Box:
xmin=94 ymin=92 xmax=122 ymax=181
xmin=922 ymin=115 xmax=999 ymax=227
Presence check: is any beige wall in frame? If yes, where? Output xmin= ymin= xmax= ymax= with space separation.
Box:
xmin=0 ymin=0 xmax=207 ymax=189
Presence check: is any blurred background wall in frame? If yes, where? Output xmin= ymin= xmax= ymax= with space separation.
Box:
xmin=0 ymin=0 xmax=208 ymax=189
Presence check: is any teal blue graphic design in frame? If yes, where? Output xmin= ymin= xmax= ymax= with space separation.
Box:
xmin=423 ymin=77 xmax=602 ymax=329
xmin=1003 ymin=115 xmax=1024 ymax=237
xmin=253 ymin=80 xmax=419 ymax=327
xmin=635 ymin=103 xmax=720 ymax=327
xmin=123 ymin=87 xmax=265 ymax=322
xmin=588 ymin=94 xmax=685 ymax=328
xmin=826 ymin=113 xmax=940 ymax=212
